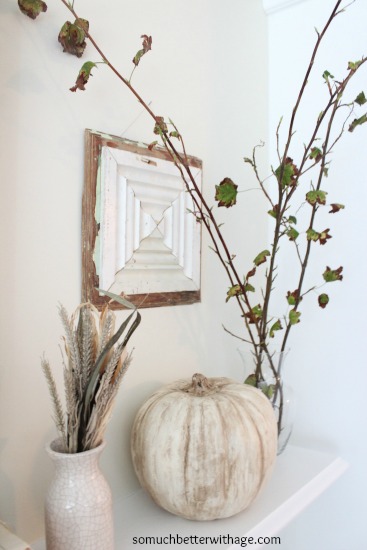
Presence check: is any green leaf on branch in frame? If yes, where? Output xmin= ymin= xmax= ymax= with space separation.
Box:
xmin=287 ymin=227 xmax=299 ymax=241
xmin=215 ymin=178 xmax=238 ymax=208
xmin=243 ymin=157 xmax=254 ymax=166
xmin=348 ymin=113 xmax=367 ymax=132
xmin=289 ymin=309 xmax=301 ymax=325
xmin=253 ymin=250 xmax=270 ymax=267
xmin=286 ymin=290 xmax=302 ymax=306
xmin=132 ymin=35 xmax=152 ymax=67
xmin=246 ymin=375 xmax=275 ymax=398
xmin=244 ymin=283 xmax=255 ymax=292
xmin=58 ymin=19 xmax=89 ymax=58
xmin=355 ymin=91 xmax=367 ymax=106
xmin=268 ymin=208 xmax=278 ymax=219
xmin=322 ymin=70 xmax=334 ymax=80
xmin=323 ymin=266 xmax=343 ymax=282
xmin=318 ymin=293 xmax=329 ymax=309
xmin=153 ymin=116 xmax=168 ymax=135
xmin=226 ymin=284 xmax=242 ymax=302
xmin=261 ymin=384 xmax=275 ymax=399
xmin=329 ymin=203 xmax=345 ymax=213
xmin=275 ymin=157 xmax=299 ymax=188
xmin=70 ymin=61 xmax=97 ymax=92
xmin=269 ymin=319 xmax=283 ymax=338
xmin=348 ymin=60 xmax=362 ymax=71
xmin=306 ymin=189 xmax=327 ymax=205
xmin=132 ymin=50 xmax=145 ymax=66
xmin=307 ymin=228 xmax=320 ymax=242
xmin=306 ymin=227 xmax=332 ymax=245
xmin=245 ymin=304 xmax=263 ymax=324
xmin=268 ymin=204 xmax=280 ymax=219
xmin=18 ymin=0 xmax=47 ymax=19
xmin=309 ymin=147 xmax=323 ymax=162
xmin=169 ymin=130 xmax=181 ymax=139
xmin=244 ymin=374 xmax=257 ymax=387
xmin=288 ymin=215 xmax=297 ymax=224
xmin=252 ymin=304 xmax=263 ymax=318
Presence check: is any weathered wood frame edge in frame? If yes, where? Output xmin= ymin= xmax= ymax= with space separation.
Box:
xmin=81 ymin=129 xmax=202 ymax=310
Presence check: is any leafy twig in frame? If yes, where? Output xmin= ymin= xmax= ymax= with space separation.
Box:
xmin=20 ymin=0 xmax=367 ymax=439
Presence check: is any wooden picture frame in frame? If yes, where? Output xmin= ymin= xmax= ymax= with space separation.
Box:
xmin=82 ymin=129 xmax=202 ymax=309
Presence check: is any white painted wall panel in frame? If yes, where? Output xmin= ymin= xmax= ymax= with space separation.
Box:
xmin=267 ymin=1 xmax=367 ymax=547
xmin=0 ymin=0 xmax=268 ymax=541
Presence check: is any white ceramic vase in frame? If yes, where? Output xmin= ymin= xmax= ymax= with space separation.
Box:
xmin=45 ymin=439 xmax=114 ymax=550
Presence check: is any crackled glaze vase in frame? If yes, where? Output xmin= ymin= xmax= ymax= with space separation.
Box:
xmin=45 ymin=439 xmax=114 ymax=550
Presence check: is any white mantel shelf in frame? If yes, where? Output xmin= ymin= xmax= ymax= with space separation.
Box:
xmin=31 ymin=445 xmax=347 ymax=549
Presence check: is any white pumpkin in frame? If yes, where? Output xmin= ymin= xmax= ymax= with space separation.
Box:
xmin=131 ymin=373 xmax=277 ymax=520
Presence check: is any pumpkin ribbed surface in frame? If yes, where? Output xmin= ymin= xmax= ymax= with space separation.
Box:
xmin=131 ymin=374 xmax=277 ymax=520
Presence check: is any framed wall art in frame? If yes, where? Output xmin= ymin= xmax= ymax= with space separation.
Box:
xmin=82 ymin=129 xmax=202 ymax=309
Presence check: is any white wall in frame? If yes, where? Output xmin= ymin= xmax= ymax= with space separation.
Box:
xmin=0 ymin=0 xmax=268 ymax=542
xmin=266 ymin=0 xmax=367 ymax=548
xmin=4 ymin=1 xmax=363 ymax=546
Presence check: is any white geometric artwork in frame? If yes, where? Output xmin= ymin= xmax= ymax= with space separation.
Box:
xmin=94 ymin=145 xmax=202 ymax=298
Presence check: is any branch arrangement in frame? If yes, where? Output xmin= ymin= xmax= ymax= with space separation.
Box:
xmin=19 ymin=0 xmax=367 ymax=436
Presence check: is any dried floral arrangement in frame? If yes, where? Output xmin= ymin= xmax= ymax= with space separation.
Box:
xmin=42 ymin=294 xmax=141 ymax=453
xmin=19 ymin=0 xmax=367 ymax=437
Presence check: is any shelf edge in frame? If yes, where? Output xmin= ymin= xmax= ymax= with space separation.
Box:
xmin=233 ymin=456 xmax=348 ymax=546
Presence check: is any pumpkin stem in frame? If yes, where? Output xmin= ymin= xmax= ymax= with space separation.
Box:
xmin=189 ymin=373 xmax=214 ymax=395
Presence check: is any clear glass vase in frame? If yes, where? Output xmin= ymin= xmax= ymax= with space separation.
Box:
xmin=238 ymin=349 xmax=294 ymax=454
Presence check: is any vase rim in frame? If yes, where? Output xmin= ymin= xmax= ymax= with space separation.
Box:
xmin=237 ymin=347 xmax=290 ymax=355
xmin=46 ymin=438 xmax=106 ymax=457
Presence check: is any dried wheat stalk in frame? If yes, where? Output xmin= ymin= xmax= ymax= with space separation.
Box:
xmin=42 ymin=299 xmax=141 ymax=453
